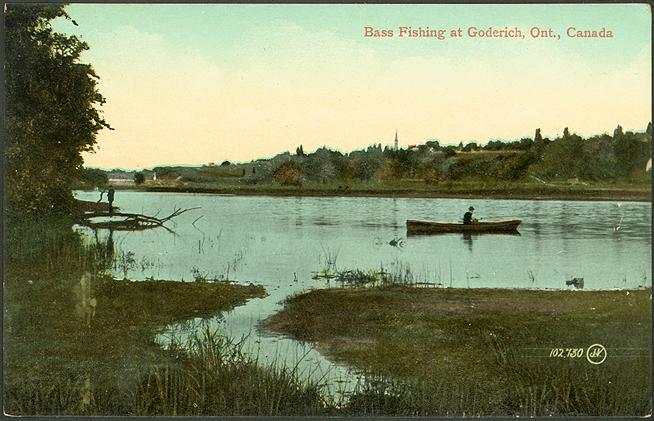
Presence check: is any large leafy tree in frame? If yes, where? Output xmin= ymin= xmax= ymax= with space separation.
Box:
xmin=5 ymin=4 xmax=111 ymax=216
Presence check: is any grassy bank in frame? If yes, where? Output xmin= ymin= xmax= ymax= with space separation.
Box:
xmin=6 ymin=218 xmax=334 ymax=416
xmin=108 ymin=180 xmax=652 ymax=202
xmin=3 ymin=274 xmax=267 ymax=407
xmin=4 ymin=216 xmax=341 ymax=415
xmin=265 ymin=286 xmax=652 ymax=416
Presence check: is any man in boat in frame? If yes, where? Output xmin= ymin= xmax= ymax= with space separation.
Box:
xmin=108 ymin=187 xmax=115 ymax=213
xmin=463 ymin=206 xmax=475 ymax=224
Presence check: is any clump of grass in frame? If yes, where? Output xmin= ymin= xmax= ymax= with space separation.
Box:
xmin=4 ymin=218 xmax=276 ymax=416
xmin=329 ymin=260 xmax=423 ymax=287
xmin=130 ymin=328 xmax=332 ymax=416
xmin=116 ymin=250 xmax=137 ymax=279
xmin=334 ymin=269 xmax=384 ymax=286
xmin=342 ymin=372 xmax=493 ymax=416
xmin=4 ymin=329 xmax=333 ymax=416
xmin=311 ymin=246 xmax=341 ymax=280
xmin=190 ymin=266 xmax=241 ymax=284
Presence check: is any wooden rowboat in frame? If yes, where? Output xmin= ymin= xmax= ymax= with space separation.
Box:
xmin=406 ymin=219 xmax=521 ymax=234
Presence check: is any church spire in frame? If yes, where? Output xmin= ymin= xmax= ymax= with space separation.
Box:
xmin=394 ymin=130 xmax=399 ymax=150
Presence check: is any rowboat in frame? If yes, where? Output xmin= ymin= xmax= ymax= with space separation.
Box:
xmin=406 ymin=219 xmax=522 ymax=234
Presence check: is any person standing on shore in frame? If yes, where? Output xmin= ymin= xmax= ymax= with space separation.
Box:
xmin=108 ymin=187 xmax=115 ymax=213
xmin=463 ymin=206 xmax=475 ymax=224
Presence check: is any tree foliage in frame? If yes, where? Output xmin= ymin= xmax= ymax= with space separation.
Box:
xmin=5 ymin=4 xmax=111 ymax=216
xmin=74 ymin=167 xmax=108 ymax=189
xmin=134 ymin=172 xmax=146 ymax=185
xmin=272 ymin=161 xmax=303 ymax=186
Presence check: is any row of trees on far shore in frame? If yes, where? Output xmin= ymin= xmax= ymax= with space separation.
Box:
xmin=76 ymin=125 xmax=652 ymax=190
xmin=267 ymin=125 xmax=651 ymax=186
xmin=5 ymin=4 xmax=652 ymax=217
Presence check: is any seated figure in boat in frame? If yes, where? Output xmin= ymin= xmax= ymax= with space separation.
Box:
xmin=463 ymin=206 xmax=476 ymax=224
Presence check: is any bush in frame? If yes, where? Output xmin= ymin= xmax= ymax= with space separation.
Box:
xmin=134 ymin=172 xmax=145 ymax=185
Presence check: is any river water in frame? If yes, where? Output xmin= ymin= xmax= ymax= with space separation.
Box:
xmin=74 ymin=191 xmax=652 ymax=392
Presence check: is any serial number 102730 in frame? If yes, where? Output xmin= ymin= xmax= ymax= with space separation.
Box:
xmin=549 ymin=348 xmax=584 ymax=358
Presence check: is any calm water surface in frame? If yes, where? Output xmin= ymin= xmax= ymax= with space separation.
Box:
xmin=74 ymin=191 xmax=652 ymax=389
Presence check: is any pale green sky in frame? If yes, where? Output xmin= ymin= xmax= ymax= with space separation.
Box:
xmin=52 ymin=4 xmax=651 ymax=169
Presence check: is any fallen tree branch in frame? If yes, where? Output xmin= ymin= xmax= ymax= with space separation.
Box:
xmin=78 ymin=207 xmax=201 ymax=232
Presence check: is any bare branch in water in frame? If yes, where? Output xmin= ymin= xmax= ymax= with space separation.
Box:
xmin=78 ymin=207 xmax=201 ymax=232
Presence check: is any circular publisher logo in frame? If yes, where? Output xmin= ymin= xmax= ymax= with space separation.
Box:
xmin=586 ymin=344 xmax=607 ymax=365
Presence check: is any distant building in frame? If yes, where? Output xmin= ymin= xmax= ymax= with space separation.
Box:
xmin=394 ymin=130 xmax=399 ymax=150
xmin=107 ymin=178 xmax=135 ymax=186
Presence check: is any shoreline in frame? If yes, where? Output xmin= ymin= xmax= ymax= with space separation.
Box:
xmin=93 ymin=185 xmax=651 ymax=202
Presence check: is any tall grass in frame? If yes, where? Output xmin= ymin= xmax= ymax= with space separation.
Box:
xmin=342 ymin=372 xmax=495 ymax=417
xmin=5 ymin=328 xmax=332 ymax=416
xmin=130 ymin=328 xmax=332 ymax=416
xmin=489 ymin=337 xmax=651 ymax=416
xmin=6 ymin=314 xmax=650 ymax=417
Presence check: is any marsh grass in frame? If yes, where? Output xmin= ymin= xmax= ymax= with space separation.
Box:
xmin=4 ymin=218 xmax=290 ymax=416
xmin=489 ymin=337 xmax=651 ymax=416
xmin=266 ymin=286 xmax=652 ymax=416
xmin=330 ymin=260 xmax=426 ymax=287
xmin=4 ymin=329 xmax=332 ymax=416
xmin=129 ymin=329 xmax=332 ymax=416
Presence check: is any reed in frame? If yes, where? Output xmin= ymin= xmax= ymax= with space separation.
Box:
xmin=5 ymin=328 xmax=332 ymax=416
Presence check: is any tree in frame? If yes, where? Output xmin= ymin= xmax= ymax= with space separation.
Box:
xmin=462 ymin=142 xmax=478 ymax=152
xmin=134 ymin=172 xmax=145 ymax=185
xmin=272 ymin=161 xmax=302 ymax=185
xmin=534 ymin=128 xmax=542 ymax=143
xmin=75 ymin=168 xmax=108 ymax=188
xmin=613 ymin=133 xmax=650 ymax=178
xmin=532 ymin=133 xmax=587 ymax=180
xmin=613 ymin=125 xmax=624 ymax=139
xmin=5 ymin=5 xmax=111 ymax=216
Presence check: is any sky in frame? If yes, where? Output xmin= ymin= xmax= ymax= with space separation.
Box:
xmin=50 ymin=4 xmax=651 ymax=169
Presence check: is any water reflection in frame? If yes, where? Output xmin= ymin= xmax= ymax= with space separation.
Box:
xmin=463 ymin=233 xmax=474 ymax=252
